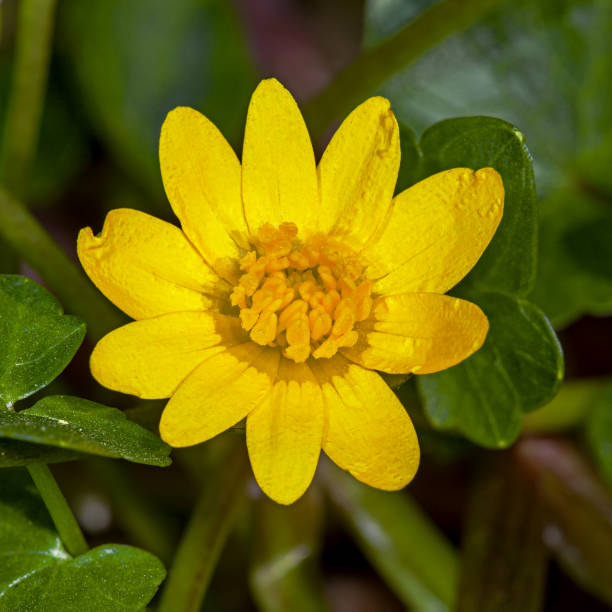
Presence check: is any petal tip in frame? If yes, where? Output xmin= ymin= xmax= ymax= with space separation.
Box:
xmin=258 ymin=480 xmax=308 ymax=506
xmin=163 ymin=105 xmax=201 ymax=125
xmin=253 ymin=77 xmax=291 ymax=99
xmin=76 ymin=226 xmax=94 ymax=249
xmin=158 ymin=418 xmax=187 ymax=448
xmin=363 ymin=95 xmax=392 ymax=112
xmin=476 ymin=167 xmax=505 ymax=208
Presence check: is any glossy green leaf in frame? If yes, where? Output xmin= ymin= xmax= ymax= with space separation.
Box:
xmin=322 ymin=461 xmax=458 ymax=611
xmin=250 ymin=489 xmax=329 ymax=612
xmin=0 ymin=275 xmax=86 ymax=408
xmin=0 ymin=395 xmax=171 ymax=466
xmin=419 ymin=116 xmax=538 ymax=296
xmin=395 ymin=121 xmax=423 ymax=192
xmin=0 ymin=438 xmax=80 ymax=467
xmin=0 ymin=471 xmax=166 ymax=611
xmin=59 ymin=0 xmax=256 ymax=200
xmin=458 ymin=459 xmax=547 ymax=612
xmin=529 ymin=188 xmax=612 ymax=328
xmin=585 ymin=381 xmax=612 ymax=484
xmin=418 ymin=292 xmax=564 ymax=448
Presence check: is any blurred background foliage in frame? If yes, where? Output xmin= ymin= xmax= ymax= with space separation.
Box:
xmin=1 ymin=0 xmax=612 ymax=610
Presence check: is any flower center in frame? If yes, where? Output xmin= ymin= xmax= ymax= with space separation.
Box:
xmin=230 ymin=222 xmax=373 ymax=363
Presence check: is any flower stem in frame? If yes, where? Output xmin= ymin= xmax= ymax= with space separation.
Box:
xmin=321 ymin=460 xmax=458 ymax=610
xmin=250 ymin=488 xmax=329 ymax=612
xmin=0 ymin=187 xmax=124 ymax=340
xmin=303 ymin=0 xmax=507 ymax=141
xmin=158 ymin=440 xmax=250 ymax=612
xmin=27 ymin=463 xmax=88 ymax=557
xmin=0 ymin=0 xmax=58 ymax=196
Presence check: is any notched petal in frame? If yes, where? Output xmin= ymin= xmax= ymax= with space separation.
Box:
xmin=77 ymin=208 xmax=228 ymax=320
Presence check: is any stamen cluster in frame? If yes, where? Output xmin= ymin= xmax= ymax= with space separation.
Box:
xmin=230 ymin=223 xmax=373 ymax=363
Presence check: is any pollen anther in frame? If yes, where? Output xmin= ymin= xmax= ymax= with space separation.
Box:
xmin=232 ymin=223 xmax=371 ymax=363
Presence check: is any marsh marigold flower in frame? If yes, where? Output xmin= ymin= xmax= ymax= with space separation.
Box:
xmin=78 ymin=79 xmax=503 ymax=504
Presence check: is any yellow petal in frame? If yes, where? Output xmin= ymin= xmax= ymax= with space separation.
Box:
xmin=247 ymin=359 xmax=324 ymax=505
xmin=310 ymin=355 xmax=419 ymax=490
xmin=78 ymin=208 xmax=227 ymax=320
xmin=366 ymin=168 xmax=504 ymax=295
xmin=318 ymin=97 xmax=400 ymax=250
xmin=160 ymin=106 xmax=248 ymax=282
xmin=341 ymin=293 xmax=489 ymax=375
xmin=159 ymin=343 xmax=280 ymax=447
xmin=91 ymin=312 xmax=246 ymax=399
xmin=242 ymin=79 xmax=319 ymax=237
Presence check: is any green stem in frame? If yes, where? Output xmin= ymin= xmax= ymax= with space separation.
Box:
xmin=303 ymin=0 xmax=506 ymax=141
xmin=250 ymin=488 xmax=329 ymax=612
xmin=458 ymin=457 xmax=547 ymax=612
xmin=27 ymin=462 xmax=88 ymax=557
xmin=0 ymin=187 xmax=124 ymax=340
xmin=158 ymin=441 xmax=250 ymax=612
xmin=0 ymin=0 xmax=58 ymax=196
xmin=322 ymin=460 xmax=458 ymax=610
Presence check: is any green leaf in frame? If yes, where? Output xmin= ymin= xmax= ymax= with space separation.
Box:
xmin=0 ymin=396 xmax=171 ymax=466
xmin=0 ymin=439 xmax=80 ymax=467
xmin=322 ymin=461 xmax=458 ymax=611
xmin=0 ymin=275 xmax=86 ymax=408
xmin=59 ymin=0 xmax=256 ymax=200
xmin=528 ymin=189 xmax=612 ymax=328
xmin=395 ymin=121 xmax=423 ymax=192
xmin=250 ymin=490 xmax=329 ymax=612
xmin=585 ymin=381 xmax=612 ymax=484
xmin=418 ymin=292 xmax=564 ymax=448
xmin=419 ymin=116 xmax=538 ymax=296
xmin=0 ymin=471 xmax=166 ymax=611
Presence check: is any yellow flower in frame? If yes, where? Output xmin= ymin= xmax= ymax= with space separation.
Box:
xmin=77 ymin=79 xmax=503 ymax=504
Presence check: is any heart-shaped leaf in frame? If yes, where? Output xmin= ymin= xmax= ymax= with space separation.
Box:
xmin=0 ymin=275 xmax=85 ymax=408
xmin=0 ymin=471 xmax=166 ymax=611
xmin=418 ymin=292 xmax=564 ymax=448
xmin=0 ymin=396 xmax=171 ymax=466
